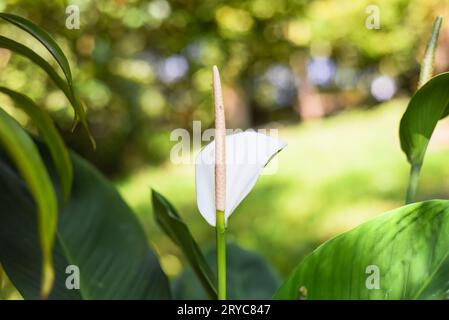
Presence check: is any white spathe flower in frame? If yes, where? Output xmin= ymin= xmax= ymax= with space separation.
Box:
xmin=195 ymin=131 xmax=286 ymax=226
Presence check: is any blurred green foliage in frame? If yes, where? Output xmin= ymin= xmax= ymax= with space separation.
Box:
xmin=0 ymin=0 xmax=446 ymax=174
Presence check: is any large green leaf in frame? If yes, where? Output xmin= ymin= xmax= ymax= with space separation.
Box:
xmin=0 ymin=87 xmax=72 ymax=201
xmin=0 ymin=36 xmax=94 ymax=147
xmin=399 ymin=72 xmax=449 ymax=168
xmin=152 ymin=190 xmax=217 ymax=299
xmin=274 ymin=200 xmax=449 ymax=300
xmin=0 ymin=143 xmax=171 ymax=299
xmin=0 ymin=108 xmax=57 ymax=297
xmin=175 ymin=244 xmax=281 ymax=299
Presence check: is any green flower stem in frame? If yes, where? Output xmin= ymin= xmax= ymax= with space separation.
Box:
xmin=405 ymin=164 xmax=422 ymax=204
xmin=216 ymin=210 xmax=226 ymax=300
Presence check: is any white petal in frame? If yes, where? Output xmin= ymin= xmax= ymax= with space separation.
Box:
xmin=195 ymin=131 xmax=286 ymax=226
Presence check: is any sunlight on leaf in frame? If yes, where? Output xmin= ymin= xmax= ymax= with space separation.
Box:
xmin=0 ymin=87 xmax=72 ymax=201
xmin=275 ymin=200 xmax=449 ymax=299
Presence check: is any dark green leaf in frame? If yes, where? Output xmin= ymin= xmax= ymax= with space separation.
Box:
xmin=274 ymin=200 xmax=449 ymax=299
xmin=175 ymin=244 xmax=281 ymax=299
xmin=0 ymin=36 xmax=73 ymax=105
xmin=0 ymin=35 xmax=94 ymax=148
xmin=0 ymin=87 xmax=72 ymax=201
xmin=152 ymin=190 xmax=217 ymax=299
xmin=0 ymin=12 xmax=73 ymax=85
xmin=0 ymin=108 xmax=57 ymax=297
xmin=0 ymin=143 xmax=171 ymax=299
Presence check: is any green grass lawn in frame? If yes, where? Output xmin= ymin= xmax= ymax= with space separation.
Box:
xmin=116 ymin=97 xmax=449 ymax=280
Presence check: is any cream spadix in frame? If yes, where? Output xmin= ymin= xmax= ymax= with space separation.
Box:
xmin=195 ymin=131 xmax=286 ymax=226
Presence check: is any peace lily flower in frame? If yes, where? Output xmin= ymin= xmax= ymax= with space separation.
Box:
xmin=195 ymin=130 xmax=287 ymax=226
xmin=195 ymin=66 xmax=286 ymax=299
